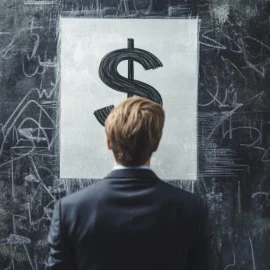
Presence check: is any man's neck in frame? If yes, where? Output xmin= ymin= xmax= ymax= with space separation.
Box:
xmin=113 ymin=160 xmax=150 ymax=168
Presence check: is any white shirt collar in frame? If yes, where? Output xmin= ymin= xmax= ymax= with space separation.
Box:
xmin=113 ymin=165 xmax=151 ymax=170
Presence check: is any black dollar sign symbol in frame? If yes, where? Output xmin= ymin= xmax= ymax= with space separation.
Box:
xmin=94 ymin=38 xmax=163 ymax=126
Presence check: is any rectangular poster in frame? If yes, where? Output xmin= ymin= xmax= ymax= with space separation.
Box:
xmin=60 ymin=18 xmax=199 ymax=180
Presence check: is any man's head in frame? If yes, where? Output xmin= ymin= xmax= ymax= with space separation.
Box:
xmin=105 ymin=97 xmax=165 ymax=166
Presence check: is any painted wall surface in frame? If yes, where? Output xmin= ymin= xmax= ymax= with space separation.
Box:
xmin=60 ymin=18 xmax=198 ymax=180
xmin=0 ymin=0 xmax=269 ymax=269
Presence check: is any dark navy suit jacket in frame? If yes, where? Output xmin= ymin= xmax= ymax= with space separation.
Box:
xmin=45 ymin=168 xmax=212 ymax=270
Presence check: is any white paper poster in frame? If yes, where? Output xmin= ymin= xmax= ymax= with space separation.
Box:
xmin=60 ymin=18 xmax=199 ymax=180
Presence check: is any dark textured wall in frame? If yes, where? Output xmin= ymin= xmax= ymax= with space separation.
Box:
xmin=0 ymin=0 xmax=270 ymax=269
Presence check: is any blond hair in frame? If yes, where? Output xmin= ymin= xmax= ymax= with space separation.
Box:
xmin=105 ymin=97 xmax=165 ymax=166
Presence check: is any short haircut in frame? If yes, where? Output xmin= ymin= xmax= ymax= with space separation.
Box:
xmin=105 ymin=97 xmax=165 ymax=166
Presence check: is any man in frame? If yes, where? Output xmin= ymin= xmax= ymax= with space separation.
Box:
xmin=45 ymin=97 xmax=212 ymax=270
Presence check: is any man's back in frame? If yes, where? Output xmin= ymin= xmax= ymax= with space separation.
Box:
xmin=46 ymin=169 xmax=211 ymax=270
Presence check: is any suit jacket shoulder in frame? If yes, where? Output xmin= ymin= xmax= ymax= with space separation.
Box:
xmin=61 ymin=178 xmax=108 ymax=207
xmin=157 ymin=180 xmax=206 ymax=245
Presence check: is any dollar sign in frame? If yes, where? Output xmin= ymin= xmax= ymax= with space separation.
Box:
xmin=94 ymin=38 xmax=163 ymax=126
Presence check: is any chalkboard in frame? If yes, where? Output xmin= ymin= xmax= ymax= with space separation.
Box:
xmin=0 ymin=0 xmax=270 ymax=269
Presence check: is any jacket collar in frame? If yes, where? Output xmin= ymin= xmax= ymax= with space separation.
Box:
xmin=103 ymin=168 xmax=160 ymax=180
